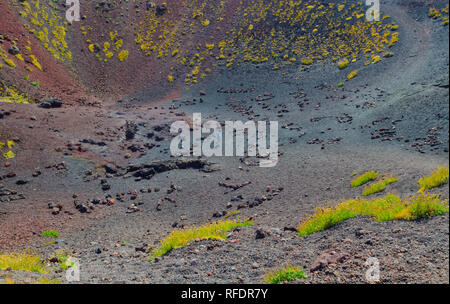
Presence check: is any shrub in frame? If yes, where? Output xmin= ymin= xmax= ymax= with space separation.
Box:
xmin=3 ymin=57 xmax=16 ymax=68
xmin=41 ymin=230 xmax=59 ymax=238
xmin=297 ymin=193 xmax=448 ymax=236
xmin=150 ymin=219 xmax=253 ymax=259
xmin=301 ymin=58 xmax=314 ymax=65
xmin=118 ymin=50 xmax=129 ymax=61
xmin=3 ymin=277 xmax=61 ymax=284
xmin=337 ymin=58 xmax=349 ymax=69
xmin=264 ymin=264 xmax=307 ymax=284
xmin=29 ymin=55 xmax=42 ymax=71
xmin=347 ymin=70 xmax=358 ymax=79
xmin=362 ymin=175 xmax=399 ymax=196
xmin=0 ymin=253 xmax=47 ymax=273
xmin=351 ymin=171 xmax=379 ymax=187
xmin=3 ymin=151 xmax=16 ymax=159
xmin=418 ymin=167 xmax=449 ymax=192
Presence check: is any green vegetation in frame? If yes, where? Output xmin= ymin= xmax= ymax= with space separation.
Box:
xmin=3 ymin=277 xmax=61 ymax=284
xmin=347 ymin=70 xmax=358 ymax=80
xmin=338 ymin=59 xmax=349 ymax=69
xmin=297 ymin=193 xmax=449 ymax=236
xmin=0 ymin=84 xmax=33 ymax=104
xmin=362 ymin=175 xmax=399 ymax=196
xmin=429 ymin=4 xmax=449 ymax=26
xmin=223 ymin=210 xmax=241 ymax=219
xmin=35 ymin=278 xmax=61 ymax=284
xmin=16 ymin=0 xmax=71 ymax=61
xmin=57 ymin=253 xmax=71 ymax=270
xmin=264 ymin=264 xmax=307 ymax=284
xmin=150 ymin=219 xmax=253 ymax=259
xmin=0 ymin=253 xmax=47 ymax=273
xmin=351 ymin=169 xmax=364 ymax=177
xmin=131 ymin=0 xmax=399 ymax=84
xmin=351 ymin=171 xmax=379 ymax=188
xmin=8 ymin=0 xmax=400 ymax=85
xmin=41 ymin=230 xmax=59 ymax=238
xmin=418 ymin=167 xmax=449 ymax=192
xmin=46 ymin=250 xmax=74 ymax=271
xmin=0 ymin=135 xmax=17 ymax=160
xmin=0 ymin=46 xmax=16 ymax=68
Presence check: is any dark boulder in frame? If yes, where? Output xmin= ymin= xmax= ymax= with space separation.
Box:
xmin=40 ymin=98 xmax=63 ymax=109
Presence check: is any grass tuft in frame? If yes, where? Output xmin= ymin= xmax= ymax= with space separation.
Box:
xmin=36 ymin=278 xmax=61 ymax=284
xmin=297 ymin=193 xmax=449 ymax=236
xmin=41 ymin=230 xmax=59 ymax=238
xmin=351 ymin=171 xmax=379 ymax=188
xmin=2 ymin=277 xmax=60 ymax=285
xmin=264 ymin=264 xmax=307 ymax=284
xmin=362 ymin=175 xmax=399 ymax=196
xmin=418 ymin=167 xmax=449 ymax=192
xmin=150 ymin=219 xmax=253 ymax=260
xmin=0 ymin=252 xmax=47 ymax=273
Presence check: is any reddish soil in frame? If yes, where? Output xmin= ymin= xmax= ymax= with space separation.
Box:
xmin=0 ymin=1 xmax=91 ymax=104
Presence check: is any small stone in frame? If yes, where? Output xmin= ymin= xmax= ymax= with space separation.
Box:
xmin=16 ymin=179 xmax=29 ymax=185
xmin=255 ymin=229 xmax=268 ymax=239
xmin=8 ymin=45 xmax=20 ymax=55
